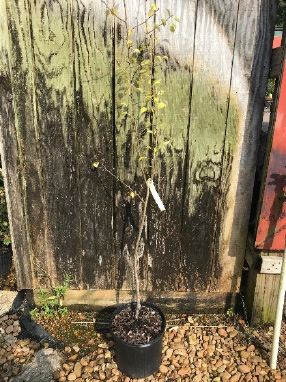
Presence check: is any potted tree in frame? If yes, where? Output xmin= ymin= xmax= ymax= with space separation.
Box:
xmin=95 ymin=3 xmax=179 ymax=378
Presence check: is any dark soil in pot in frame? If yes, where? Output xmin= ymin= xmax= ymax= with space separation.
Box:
xmin=110 ymin=302 xmax=166 ymax=378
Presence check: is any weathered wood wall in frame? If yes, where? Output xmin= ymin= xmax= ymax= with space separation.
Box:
xmin=0 ymin=0 xmax=277 ymax=309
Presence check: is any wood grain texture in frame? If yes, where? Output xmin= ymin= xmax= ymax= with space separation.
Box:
xmin=181 ymin=0 xmax=240 ymax=292
xmin=72 ymin=0 xmax=114 ymax=289
xmin=28 ymin=0 xmax=81 ymax=285
xmin=148 ymin=0 xmax=196 ymax=291
xmin=217 ymin=0 xmax=277 ymax=293
xmin=0 ymin=0 xmax=277 ymax=300
xmin=2 ymin=0 xmax=50 ymax=288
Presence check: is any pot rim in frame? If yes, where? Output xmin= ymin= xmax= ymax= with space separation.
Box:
xmin=110 ymin=301 xmax=166 ymax=348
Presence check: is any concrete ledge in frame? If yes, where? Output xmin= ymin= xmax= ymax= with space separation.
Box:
xmin=0 ymin=291 xmax=17 ymax=316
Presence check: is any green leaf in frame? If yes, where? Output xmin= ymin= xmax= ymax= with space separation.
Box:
xmin=166 ymin=8 xmax=171 ymax=17
xmin=140 ymin=107 xmax=147 ymax=114
xmin=161 ymin=18 xmax=166 ymax=26
xmin=156 ymin=55 xmax=162 ymax=63
xmin=93 ymin=161 xmax=99 ymax=168
xmin=154 ymin=79 xmax=161 ymax=85
xmin=139 ymin=156 xmax=147 ymax=161
xmin=133 ymin=48 xmax=140 ymax=53
xmin=155 ymin=23 xmax=160 ymax=31
xmin=128 ymin=29 xmax=133 ymax=36
xmin=174 ymin=17 xmax=180 ymax=22
xmin=147 ymin=130 xmax=153 ymax=134
xmin=126 ymin=39 xmax=133 ymax=45
xmin=150 ymin=3 xmax=157 ymax=11
xmin=148 ymin=9 xmax=154 ymax=17
xmin=170 ymin=25 xmax=176 ymax=32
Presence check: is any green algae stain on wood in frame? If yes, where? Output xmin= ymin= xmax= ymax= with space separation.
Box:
xmin=72 ymin=0 xmax=114 ymax=289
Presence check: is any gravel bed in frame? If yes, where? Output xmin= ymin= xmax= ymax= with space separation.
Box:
xmin=1 ymin=311 xmax=286 ymax=382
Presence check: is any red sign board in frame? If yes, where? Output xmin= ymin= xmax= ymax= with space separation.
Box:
xmin=255 ymin=37 xmax=286 ymax=250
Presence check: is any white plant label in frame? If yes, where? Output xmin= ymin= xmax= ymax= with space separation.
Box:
xmin=147 ymin=179 xmax=166 ymax=212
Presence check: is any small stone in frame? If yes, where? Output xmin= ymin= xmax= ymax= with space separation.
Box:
xmin=68 ymin=354 xmax=79 ymax=361
xmin=218 ymin=328 xmax=228 ymax=337
xmin=5 ymin=325 xmax=14 ymax=334
xmin=80 ymin=358 xmax=88 ymax=366
xmin=166 ymin=348 xmax=173 ymax=359
xmin=240 ymin=351 xmax=250 ymax=359
xmin=178 ymin=367 xmax=190 ymax=376
xmin=67 ymin=372 xmax=77 ymax=381
xmin=238 ymin=365 xmax=251 ymax=373
xmin=230 ymin=374 xmax=240 ymax=382
xmin=74 ymin=362 xmax=82 ymax=378
xmin=247 ymin=344 xmax=255 ymax=352
xmin=189 ymin=333 xmax=197 ymax=345
xmin=217 ymin=365 xmax=226 ymax=373
xmin=159 ymin=365 xmax=168 ymax=374
xmin=229 ymin=330 xmax=238 ymax=338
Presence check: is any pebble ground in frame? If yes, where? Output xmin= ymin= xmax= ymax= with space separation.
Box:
xmin=1 ymin=311 xmax=286 ymax=382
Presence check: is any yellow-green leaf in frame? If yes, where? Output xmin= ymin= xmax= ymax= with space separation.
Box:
xmin=148 ymin=9 xmax=154 ymax=17
xmin=130 ymin=191 xmax=135 ymax=198
xmin=147 ymin=130 xmax=153 ymax=134
xmin=161 ymin=18 xmax=166 ymax=26
xmin=127 ymin=39 xmax=133 ymax=45
xmin=156 ymin=55 xmax=162 ymax=63
xmin=140 ymin=107 xmax=147 ymax=114
xmin=157 ymin=101 xmax=166 ymax=109
xmin=154 ymin=79 xmax=161 ymax=85
xmin=93 ymin=161 xmax=99 ymax=168
xmin=128 ymin=29 xmax=133 ymax=36
xmin=134 ymin=48 xmax=140 ymax=53
xmin=175 ymin=17 xmax=180 ymax=22
xmin=170 ymin=25 xmax=176 ymax=32
xmin=106 ymin=9 xmax=110 ymax=16
xmin=155 ymin=23 xmax=160 ymax=31
xmin=111 ymin=7 xmax=117 ymax=15
xmin=150 ymin=3 xmax=157 ymax=11
xmin=139 ymin=156 xmax=147 ymax=161
xmin=166 ymin=8 xmax=171 ymax=17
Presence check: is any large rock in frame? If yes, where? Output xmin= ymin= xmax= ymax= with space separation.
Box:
xmin=10 ymin=348 xmax=62 ymax=382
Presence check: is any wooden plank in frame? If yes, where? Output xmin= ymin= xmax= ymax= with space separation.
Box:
xmin=251 ymin=273 xmax=280 ymax=325
xmin=269 ymin=46 xmax=285 ymax=78
xmin=181 ymin=0 xmax=241 ymax=291
xmin=148 ymin=0 xmax=197 ymax=291
xmin=260 ymin=255 xmax=283 ymax=274
xmin=216 ymin=0 xmax=277 ymax=293
xmin=71 ymin=0 xmax=114 ymax=289
xmin=36 ymin=289 xmax=236 ymax=313
xmin=0 ymin=1 xmax=33 ymax=289
xmin=28 ymin=0 xmax=81 ymax=285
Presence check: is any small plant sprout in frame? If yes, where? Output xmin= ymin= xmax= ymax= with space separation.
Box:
xmin=31 ymin=274 xmax=73 ymax=319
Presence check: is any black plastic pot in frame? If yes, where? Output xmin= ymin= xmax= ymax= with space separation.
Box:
xmin=110 ymin=302 xmax=166 ymax=378
xmin=0 ymin=247 xmax=12 ymax=277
